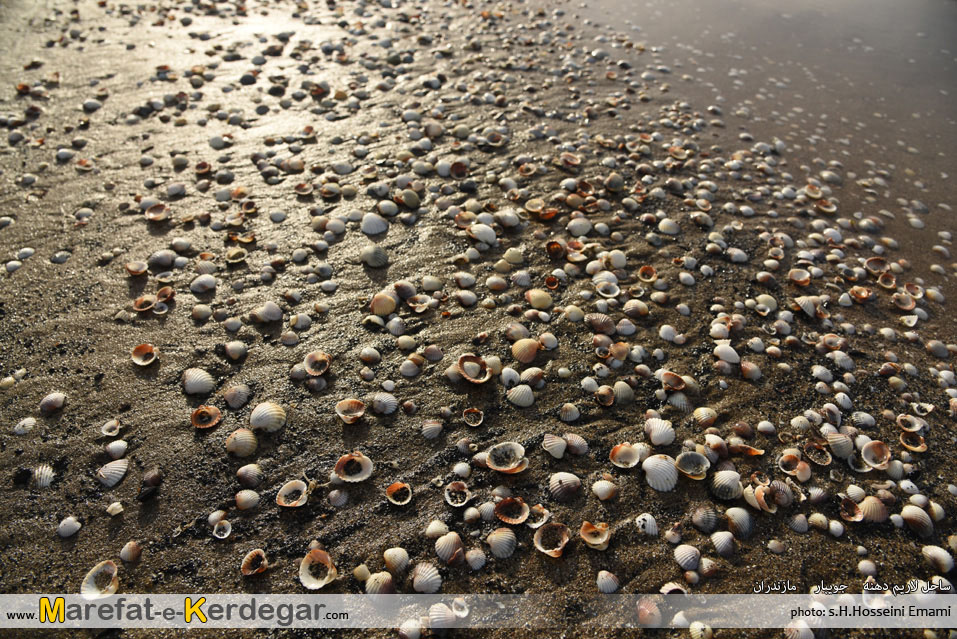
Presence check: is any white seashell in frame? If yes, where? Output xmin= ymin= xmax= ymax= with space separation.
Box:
xmin=412 ymin=562 xmax=442 ymax=593
xmin=901 ymin=504 xmax=934 ymax=537
xmin=548 ymin=472 xmax=581 ymax=500
xmin=104 ymin=440 xmax=128 ymax=460
xmin=642 ymin=455 xmax=678 ymax=492
xmin=364 ymin=571 xmax=395 ymax=595
xmin=249 ymin=402 xmax=286 ymax=432
xmin=277 ymin=480 xmax=309 ymax=508
xmin=236 ymin=464 xmax=263 ymax=488
xmin=506 ymin=384 xmax=535 ymax=408
xmin=57 ymin=516 xmax=82 ymax=538
xmin=713 ymin=342 xmax=740 ymax=364
xmin=674 ymin=544 xmax=701 ymax=570
xmin=563 ymin=433 xmax=589 ymax=455
xmin=333 ymin=451 xmax=374 ymax=482
xmin=635 ymin=513 xmax=658 ymax=536
xmin=559 ymin=403 xmax=580 ymax=422
xmin=468 ymin=223 xmax=497 ymax=244
xmin=106 ymin=502 xmax=124 ymax=516
xmin=384 ymin=547 xmax=410 ymax=574
xmin=96 ymin=459 xmax=129 ymax=488
xmin=711 ymin=470 xmax=743 ymax=500
xmin=235 ymin=489 xmax=260 ymax=510
xmin=921 ymin=545 xmax=954 ymax=573
xmin=435 ymin=532 xmax=465 ymax=564
xmin=421 ymin=419 xmax=443 ymax=439
xmin=425 ymin=519 xmax=449 ymax=538
xmin=225 ymin=428 xmax=258 ymax=457
xmin=39 ymin=392 xmax=66 ymax=414
xmin=80 ymin=560 xmax=118 ymax=600
xmin=361 ymin=212 xmax=389 ymax=235
xmin=596 ymin=570 xmax=619 ymax=593
xmin=710 ymin=531 xmax=735 ymax=557
xmin=299 ymin=549 xmax=337 ymax=590
xmin=371 ymin=392 xmax=398 ymax=415
xmin=14 ymin=417 xmax=36 ymax=435
xmin=182 ymin=368 xmax=215 ymax=395
xmin=486 ymin=527 xmax=517 ymax=558
xmin=725 ymin=507 xmax=753 ymax=539
xmin=189 ymin=274 xmax=217 ymax=293
xmin=645 ymin=418 xmax=675 ymax=446
xmin=212 ymin=520 xmax=232 ymax=539
xmin=826 ymin=432 xmax=854 ymax=459
xmin=542 ymin=433 xmax=567 ymax=459
xmin=33 ymin=464 xmax=54 ymax=488
xmin=429 ymin=603 xmax=456 ymax=630
xmin=591 ymin=479 xmax=618 ymax=501
xmin=223 ymin=384 xmax=252 ymax=409
xmin=789 ymin=514 xmax=809 ymax=533
xmin=465 ymin=548 xmax=487 ymax=570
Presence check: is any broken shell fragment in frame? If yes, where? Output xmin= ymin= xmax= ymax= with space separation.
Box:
xmin=96 ymin=459 xmax=129 ymax=488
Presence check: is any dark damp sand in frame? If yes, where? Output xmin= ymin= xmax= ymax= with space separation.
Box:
xmin=0 ymin=1 xmax=954 ymax=638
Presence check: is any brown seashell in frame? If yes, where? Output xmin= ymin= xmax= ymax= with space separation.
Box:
xmin=131 ymin=343 xmax=158 ymax=366
xmin=386 ymin=481 xmax=412 ymax=506
xmin=463 ymin=408 xmax=484 ymax=427
xmin=494 ymin=497 xmax=530 ymax=524
xmin=580 ymin=521 xmax=611 ymax=550
xmin=335 ymin=399 xmax=366 ymax=424
xmin=304 ymin=351 xmax=332 ymax=376
xmin=456 ymin=354 xmax=491 ymax=384
xmin=900 ymin=431 xmax=927 ymax=452
xmin=637 ymin=265 xmax=657 ymax=283
xmin=533 ymin=522 xmax=570 ymax=557
xmin=241 ymin=549 xmax=268 ymax=576
xmin=191 ymin=405 xmax=222 ymax=429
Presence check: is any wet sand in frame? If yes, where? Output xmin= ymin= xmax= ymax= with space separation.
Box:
xmin=0 ymin=0 xmax=955 ymax=638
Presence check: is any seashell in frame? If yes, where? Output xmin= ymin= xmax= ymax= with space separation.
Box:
xmin=803 ymin=442 xmax=832 ymax=466
xmin=104 ymin=440 xmax=128 ymax=460
xmin=613 ymin=380 xmax=635 ymax=405
xmin=235 ymin=489 xmax=260 ymax=511
xmin=365 ymin=571 xmax=395 ymax=595
xmin=421 ymin=419 xmax=443 ymax=440
xmin=635 ymin=513 xmax=658 ymax=536
xmin=711 ymin=470 xmax=743 ymax=500
xmin=637 ymin=597 xmax=662 ymax=626
xmin=533 ymin=522 xmax=570 ymax=557
xmin=495 ymin=497 xmax=530 ymax=524
xmin=457 ymin=354 xmax=491 ymax=384
xmin=334 ymin=451 xmax=374 ymax=482
xmin=511 ymin=337 xmax=543 ymax=367
xmin=710 ymin=531 xmax=735 ymax=558
xmin=826 ymin=433 xmax=854 ymax=459
xmin=182 ymin=368 xmax=215 ymax=395
xmin=444 ymin=481 xmax=471 ymax=507
xmin=277 ymin=479 xmax=310 ymax=508
xmin=96 ymin=459 xmax=129 ymax=488
xmin=429 ymin=603 xmax=456 ymax=630
xmin=300 ymin=548 xmax=337 ymax=590
xmin=690 ymin=621 xmax=714 ymax=639
xmin=225 ymin=428 xmax=258 ymax=457
xmin=642 ymin=455 xmax=678 ymax=492
xmin=14 ymin=417 xmax=36 ymax=435
xmin=506 ymin=384 xmax=535 ymax=408
xmin=840 ymin=497 xmax=863 ymax=522
xmin=410 ymin=562 xmax=443 ymax=595
xmin=563 ymin=433 xmax=589 ymax=455
xmin=585 ymin=313 xmax=615 ymax=335
xmin=223 ymin=384 xmax=252 ymax=409
xmin=580 ymin=521 xmax=611 ymax=550
xmin=236 ymin=463 xmax=263 ymax=488
xmin=371 ymin=392 xmax=398 ymax=415
xmin=921 ymin=545 xmax=954 ymax=573
xmin=80 ymin=560 xmax=119 ymax=600
xmin=542 ymin=433 xmax=567 ymax=459
xmin=131 ymin=343 xmax=158 ymax=366
xmin=248 ymin=402 xmax=286 ymax=433
xmin=57 ymin=516 xmax=82 ymax=538
xmin=592 ymin=479 xmax=618 ymax=501
xmin=33 ymin=464 xmax=55 ymax=488
xmin=486 ymin=442 xmax=528 ymax=473
xmin=191 ymin=405 xmax=222 ymax=429
xmin=901 ymin=504 xmax=934 ymax=537
xmin=692 ymin=505 xmax=720 ymax=533
xmin=789 ymin=514 xmax=809 ymax=533
xmin=212 ymin=520 xmax=232 ymax=539
xmin=645 ymin=418 xmax=676 ymax=446
xmin=461 ymin=407 xmax=484 ymax=428
xmin=860 ymin=496 xmax=889 ymax=523
xmin=725 ymin=507 xmax=753 ymax=539
xmin=693 ymin=407 xmax=718 ymax=428
xmin=861 ymin=440 xmax=891 ymax=469
xmin=713 ymin=342 xmax=740 ymax=364
xmin=548 ymin=472 xmax=581 ymax=501
xmin=900 ymin=431 xmax=927 ymax=452
xmin=334 ymin=399 xmax=365 ymax=425
xmin=119 ymin=540 xmax=142 ymax=563
xmin=360 ymin=244 xmax=389 ymax=268
xmin=610 ymin=442 xmax=648 ymax=468
xmin=675 ymin=451 xmax=711 ymax=480
xmin=384 ymin=547 xmax=410 ymax=574
xmin=596 ymin=570 xmax=619 ymax=594
xmin=39 ymin=391 xmax=67 ymax=415
xmin=361 ymin=212 xmax=389 ymax=235
xmin=304 ymin=351 xmax=332 ymax=376
xmin=526 ymin=504 xmax=551 ymax=529
xmin=674 ymin=544 xmax=701 ymax=570
xmin=668 ymin=392 xmax=693 ymax=413
xmin=435 ymin=532 xmax=465 ymax=565
xmin=241 ymin=549 xmax=268 ymax=576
